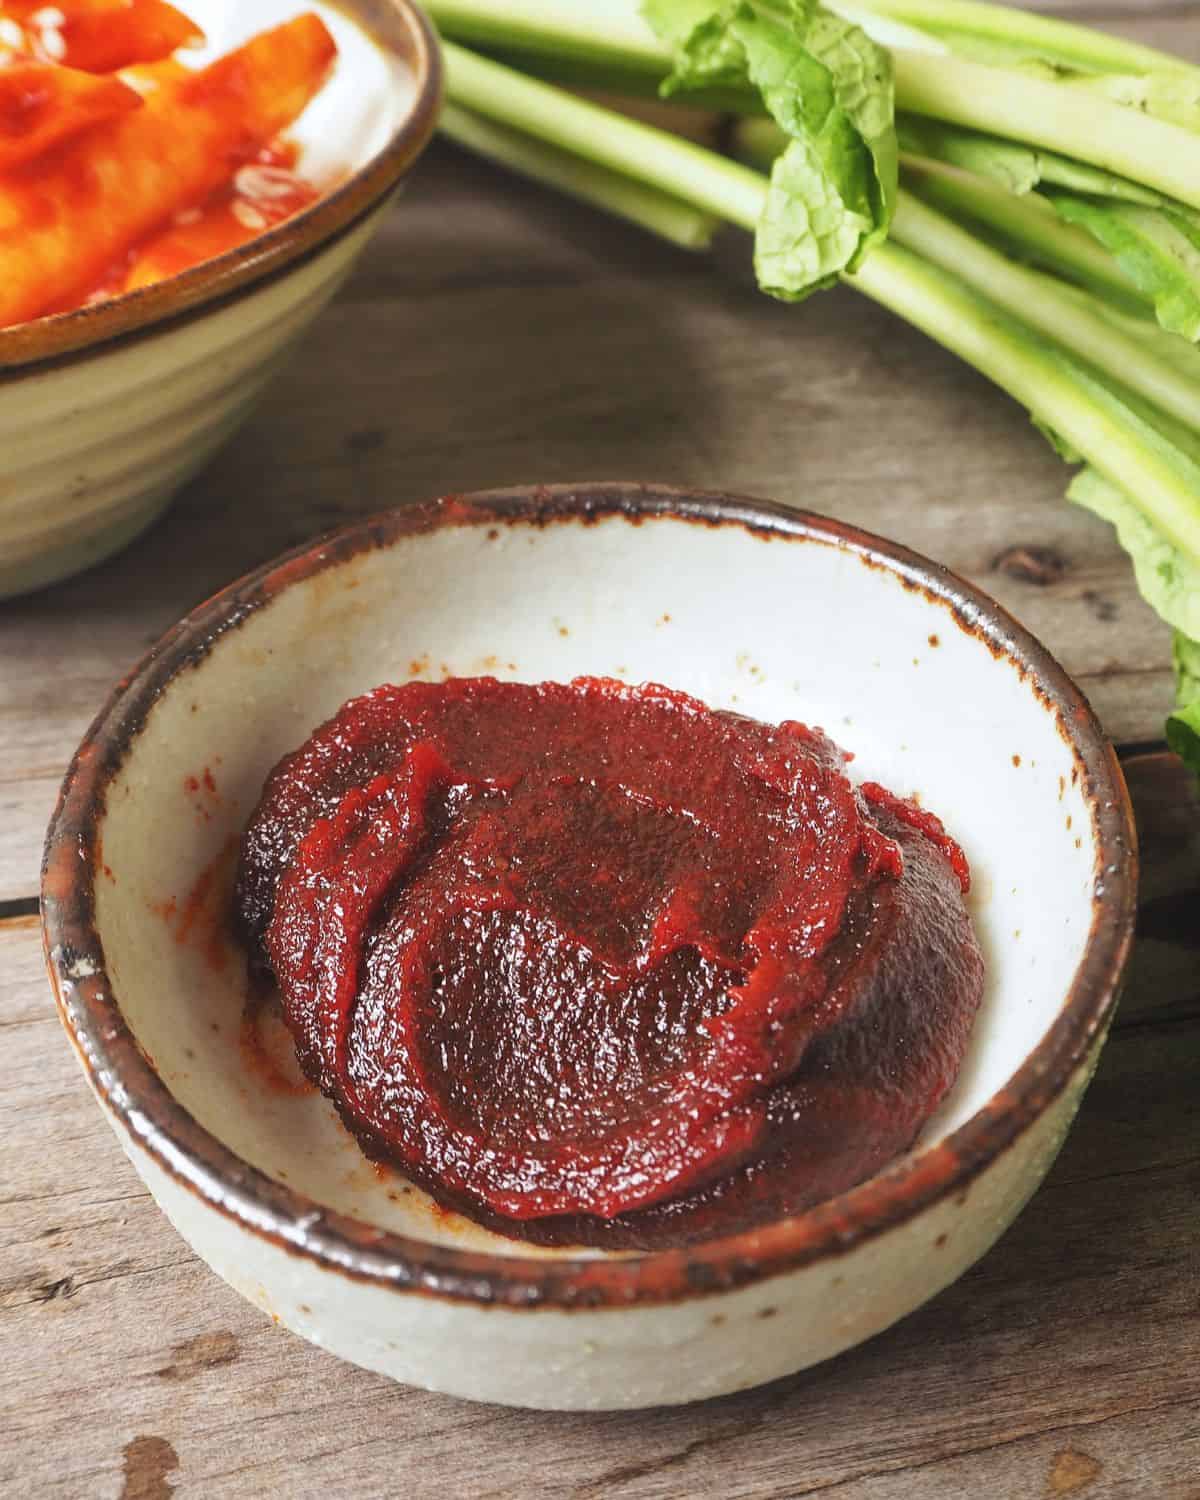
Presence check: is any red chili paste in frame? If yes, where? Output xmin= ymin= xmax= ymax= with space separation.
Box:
xmin=78 ymin=140 xmax=320 ymax=308
xmin=236 ymin=677 xmax=984 ymax=1248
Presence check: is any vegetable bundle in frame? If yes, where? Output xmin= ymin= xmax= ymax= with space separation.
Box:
xmin=425 ymin=0 xmax=1200 ymax=775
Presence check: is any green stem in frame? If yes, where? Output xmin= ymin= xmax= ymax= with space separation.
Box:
xmin=464 ymin=44 xmax=757 ymax=111
xmin=899 ymin=156 xmax=1147 ymax=314
xmin=432 ymin=2 xmax=1200 ymax=213
xmin=426 ymin=0 xmax=669 ymax=84
xmin=442 ymin=41 xmax=767 ymax=229
xmin=427 ymin=0 xmax=1198 ymax=82
xmin=849 ymin=0 xmax=1199 ymax=77
xmin=737 ymin=119 xmax=1152 ymax=314
xmin=442 ymin=39 xmax=1200 ymax=568
xmin=428 ymin=0 xmax=669 ymax=78
xmin=899 ymin=117 xmax=1164 ymax=207
xmin=893 ymin=50 xmax=1200 ymax=212
xmin=430 ymin=3 xmax=758 ymax=109
xmin=439 ymin=102 xmax=718 ymax=249
xmin=849 ymin=242 xmax=1200 ymax=565
xmin=891 ymin=190 xmax=1200 ymax=430
xmin=731 ymin=116 xmax=785 ymax=172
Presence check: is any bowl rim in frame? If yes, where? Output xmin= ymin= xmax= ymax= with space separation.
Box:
xmin=0 ymin=0 xmax=442 ymax=377
xmin=41 ymin=483 xmax=1139 ymax=1309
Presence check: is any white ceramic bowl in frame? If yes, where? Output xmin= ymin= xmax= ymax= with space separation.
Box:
xmin=0 ymin=0 xmax=440 ymax=599
xmin=43 ymin=485 xmax=1137 ymax=1410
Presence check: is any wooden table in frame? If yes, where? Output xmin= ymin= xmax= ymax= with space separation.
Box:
xmin=3 ymin=6 xmax=1199 ymax=1493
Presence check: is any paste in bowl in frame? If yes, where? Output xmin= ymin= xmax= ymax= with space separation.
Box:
xmin=236 ymin=677 xmax=984 ymax=1249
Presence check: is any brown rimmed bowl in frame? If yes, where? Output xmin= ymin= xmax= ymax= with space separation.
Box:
xmin=42 ymin=484 xmax=1137 ymax=1410
xmin=0 ymin=0 xmax=441 ymax=599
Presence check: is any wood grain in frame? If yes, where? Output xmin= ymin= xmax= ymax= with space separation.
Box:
xmin=1 ymin=752 xmax=1196 ymax=1499
xmin=2 ymin=5 xmax=1199 ymax=1494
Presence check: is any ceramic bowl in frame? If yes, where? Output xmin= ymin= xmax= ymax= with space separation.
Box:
xmin=0 ymin=0 xmax=440 ymax=599
xmin=42 ymin=485 xmax=1137 ymax=1411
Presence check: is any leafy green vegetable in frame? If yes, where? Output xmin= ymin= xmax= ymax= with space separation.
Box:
xmin=744 ymin=120 xmax=1171 ymax=318
xmin=896 ymin=158 xmax=1149 ymax=316
xmin=645 ymin=0 xmax=748 ymax=88
xmin=441 ymin=40 xmax=769 ymax=228
xmin=430 ymin=0 xmax=1200 ymax=85
xmin=1168 ymin=634 xmax=1200 ymax=776
xmin=899 ymin=117 xmax=1038 ymax=193
xmin=826 ymin=1 xmax=946 ymax=57
xmin=898 ymin=119 xmax=1162 ymax=204
xmin=1177 ymin=635 xmax=1200 ymax=702
xmin=644 ymin=1 xmax=896 ymax=297
xmin=848 ymin=222 xmax=1200 ymax=571
xmin=1034 ymin=153 xmax=1162 ymax=207
xmin=1052 ymin=197 xmax=1200 ymax=342
xmin=430 ymin=2 xmax=1200 ymax=208
xmin=844 ymin=0 xmax=1200 ymax=80
xmin=1066 ymin=465 xmax=1200 ymax=777
xmin=428 ymin=0 xmax=671 ymax=77
xmin=890 ymin=192 xmax=1200 ymax=432
xmin=1056 ymin=290 xmax=1200 ymax=459
xmin=892 ymin=50 xmax=1200 ymax=211
xmin=439 ymin=101 xmax=718 ymax=248
xmin=1067 ymin=469 xmax=1200 ymax=641
xmin=1065 ymin=69 xmax=1200 ymax=134
xmin=754 ymin=140 xmax=876 ymax=294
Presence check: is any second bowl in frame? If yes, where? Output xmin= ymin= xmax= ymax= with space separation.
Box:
xmin=0 ymin=0 xmax=441 ymax=598
xmin=42 ymin=484 xmax=1137 ymax=1409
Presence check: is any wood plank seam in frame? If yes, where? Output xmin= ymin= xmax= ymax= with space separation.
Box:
xmin=783 ymin=1392 xmax=1199 ymax=1498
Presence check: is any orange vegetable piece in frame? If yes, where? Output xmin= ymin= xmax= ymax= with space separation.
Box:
xmin=0 ymin=14 xmax=337 ymax=326
xmin=123 ymin=156 xmax=320 ymax=293
xmin=0 ymin=59 xmax=142 ymax=171
xmin=0 ymin=0 xmax=202 ymax=73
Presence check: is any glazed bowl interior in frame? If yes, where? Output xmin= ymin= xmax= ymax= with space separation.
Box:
xmin=58 ymin=488 xmax=1134 ymax=1277
xmin=188 ymin=0 xmax=417 ymax=174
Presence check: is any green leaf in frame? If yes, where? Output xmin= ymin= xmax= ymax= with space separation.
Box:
xmin=805 ymin=9 xmax=898 ymax=237
xmin=644 ymin=0 xmax=897 ymax=297
xmin=851 ymin=235 xmax=1200 ymax=571
xmin=642 ymin=0 xmax=724 ymax=50
xmin=826 ymin=0 xmax=947 ymax=57
xmin=1166 ymin=702 xmax=1200 ymax=774
xmin=1053 ymin=288 xmax=1200 ymax=460
xmin=1033 ymin=152 xmax=1162 ymax=207
xmin=647 ymin=0 xmax=749 ymax=92
xmin=1175 ymin=632 xmax=1200 ymax=704
xmin=899 ymin=156 xmax=1151 ymax=315
xmin=756 ymin=136 xmax=876 ymax=294
xmin=1067 ymin=468 xmax=1200 ymax=640
xmin=1052 ymin=362 xmax=1200 ymax=568
xmin=899 ymin=117 xmax=1039 ymax=194
xmin=1166 ymin=634 xmax=1200 ymax=776
xmin=893 ymin=50 xmax=1200 ymax=211
xmin=1067 ymin=468 xmax=1200 ymax=778
xmin=1051 ymin=196 xmax=1200 ymax=341
xmin=898 ymin=118 xmax=1164 ymax=206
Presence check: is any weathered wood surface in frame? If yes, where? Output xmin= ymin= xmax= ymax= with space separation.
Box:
xmin=3 ymin=4 xmax=1200 ymax=1493
xmin=2 ymin=754 xmax=1196 ymax=1499
xmin=2 ymin=1 xmax=1199 ymax=900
